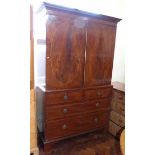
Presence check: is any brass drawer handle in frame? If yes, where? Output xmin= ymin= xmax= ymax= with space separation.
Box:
xmin=62 ymin=124 xmax=67 ymax=129
xmin=63 ymin=108 xmax=68 ymax=113
xmin=94 ymin=117 xmax=98 ymax=123
xmin=64 ymin=93 xmax=68 ymax=100
xmin=96 ymin=102 xmax=100 ymax=107
xmin=97 ymin=91 xmax=101 ymax=96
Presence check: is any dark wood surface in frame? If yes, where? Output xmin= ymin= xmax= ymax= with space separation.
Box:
xmin=35 ymin=2 xmax=121 ymax=154
xmin=38 ymin=2 xmax=121 ymax=23
xmin=45 ymin=89 xmax=83 ymax=105
xmin=45 ymin=112 xmax=109 ymax=141
xmin=45 ymin=98 xmax=111 ymax=120
xmin=85 ymin=21 xmax=116 ymax=87
xmin=46 ymin=12 xmax=86 ymax=90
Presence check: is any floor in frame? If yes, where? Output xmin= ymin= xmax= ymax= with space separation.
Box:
xmin=39 ymin=131 xmax=122 ymax=155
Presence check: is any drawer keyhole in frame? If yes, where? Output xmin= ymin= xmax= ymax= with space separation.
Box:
xmin=96 ymin=102 xmax=100 ymax=107
xmin=62 ymin=124 xmax=67 ymax=129
xmin=97 ymin=91 xmax=101 ymax=96
xmin=63 ymin=108 xmax=68 ymax=113
xmin=94 ymin=117 xmax=98 ymax=123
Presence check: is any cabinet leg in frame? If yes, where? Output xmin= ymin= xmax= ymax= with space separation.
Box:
xmin=44 ymin=142 xmax=54 ymax=155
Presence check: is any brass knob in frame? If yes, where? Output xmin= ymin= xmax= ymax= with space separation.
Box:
xmin=63 ymin=108 xmax=68 ymax=113
xmin=96 ymin=102 xmax=100 ymax=107
xmin=62 ymin=124 xmax=67 ymax=129
xmin=64 ymin=94 xmax=68 ymax=100
xmin=94 ymin=117 xmax=98 ymax=123
xmin=97 ymin=91 xmax=101 ymax=96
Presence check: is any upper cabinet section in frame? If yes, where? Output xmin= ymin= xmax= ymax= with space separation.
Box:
xmin=36 ymin=2 xmax=121 ymax=90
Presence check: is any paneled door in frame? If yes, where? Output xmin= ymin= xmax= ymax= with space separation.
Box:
xmin=85 ymin=20 xmax=116 ymax=87
xmin=46 ymin=14 xmax=86 ymax=89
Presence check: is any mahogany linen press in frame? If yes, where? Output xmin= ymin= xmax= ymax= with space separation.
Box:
xmin=35 ymin=2 xmax=121 ymax=154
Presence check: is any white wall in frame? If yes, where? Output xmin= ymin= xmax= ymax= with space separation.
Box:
xmin=112 ymin=20 xmax=125 ymax=83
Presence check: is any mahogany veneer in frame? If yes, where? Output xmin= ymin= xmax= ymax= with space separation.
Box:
xmin=35 ymin=2 xmax=121 ymax=154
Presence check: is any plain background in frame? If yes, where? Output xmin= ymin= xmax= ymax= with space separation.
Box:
xmin=0 ymin=0 xmax=155 ymax=155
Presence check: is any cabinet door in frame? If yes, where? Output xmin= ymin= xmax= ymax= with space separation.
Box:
xmin=46 ymin=14 xmax=86 ymax=89
xmin=85 ymin=20 xmax=116 ymax=87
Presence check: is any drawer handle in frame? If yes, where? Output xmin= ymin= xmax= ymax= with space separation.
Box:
xmin=94 ymin=117 xmax=98 ymax=123
xmin=64 ymin=94 xmax=68 ymax=100
xmin=97 ymin=91 xmax=101 ymax=96
xmin=62 ymin=124 xmax=67 ymax=129
xmin=63 ymin=108 xmax=68 ymax=113
xmin=96 ymin=102 xmax=100 ymax=107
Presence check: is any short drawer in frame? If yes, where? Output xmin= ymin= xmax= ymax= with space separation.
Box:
xmin=110 ymin=111 xmax=125 ymax=127
xmin=109 ymin=121 xmax=121 ymax=136
xmin=84 ymin=86 xmax=112 ymax=100
xmin=111 ymin=101 xmax=125 ymax=116
xmin=45 ymin=90 xmax=83 ymax=105
xmin=45 ymin=111 xmax=109 ymax=140
xmin=45 ymin=98 xmax=111 ymax=120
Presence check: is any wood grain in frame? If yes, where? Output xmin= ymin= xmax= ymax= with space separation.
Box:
xmin=46 ymin=14 xmax=86 ymax=90
xmin=85 ymin=21 xmax=116 ymax=87
xmin=35 ymin=3 xmax=121 ymax=154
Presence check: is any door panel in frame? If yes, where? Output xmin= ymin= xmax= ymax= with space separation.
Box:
xmin=46 ymin=14 xmax=86 ymax=89
xmin=85 ymin=21 xmax=116 ymax=87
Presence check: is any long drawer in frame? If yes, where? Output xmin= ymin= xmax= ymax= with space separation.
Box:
xmin=45 ymin=98 xmax=111 ymax=120
xmin=44 ymin=111 xmax=109 ymax=141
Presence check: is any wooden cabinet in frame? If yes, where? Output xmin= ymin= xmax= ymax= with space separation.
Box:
xmin=35 ymin=2 xmax=121 ymax=154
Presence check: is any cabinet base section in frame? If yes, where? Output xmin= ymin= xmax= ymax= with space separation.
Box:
xmin=38 ymin=126 xmax=109 ymax=154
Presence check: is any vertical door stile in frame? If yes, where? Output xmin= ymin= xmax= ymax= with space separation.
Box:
xmin=83 ymin=21 xmax=87 ymax=88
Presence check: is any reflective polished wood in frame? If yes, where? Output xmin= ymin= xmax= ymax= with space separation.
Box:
xmin=35 ymin=2 xmax=121 ymax=154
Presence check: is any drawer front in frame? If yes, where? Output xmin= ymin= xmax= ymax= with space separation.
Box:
xmin=45 ymin=111 xmax=109 ymax=140
xmin=84 ymin=86 xmax=112 ymax=100
xmin=110 ymin=111 xmax=125 ymax=127
xmin=45 ymin=90 xmax=83 ymax=105
xmin=45 ymin=98 xmax=111 ymax=120
xmin=112 ymin=91 xmax=125 ymax=104
xmin=109 ymin=121 xmax=121 ymax=136
xmin=111 ymin=101 xmax=125 ymax=116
